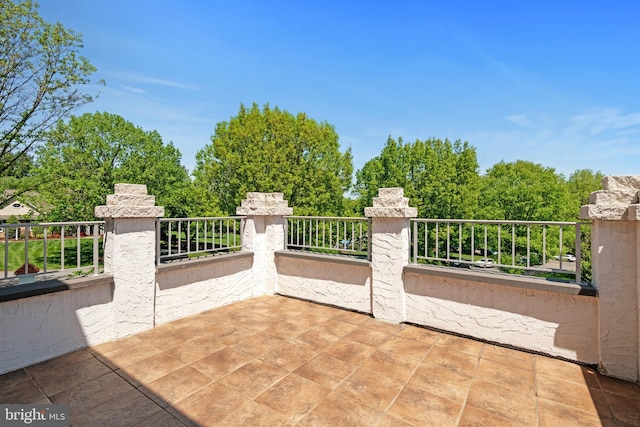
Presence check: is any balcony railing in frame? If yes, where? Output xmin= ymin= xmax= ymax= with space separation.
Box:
xmin=0 ymin=221 xmax=105 ymax=285
xmin=410 ymin=219 xmax=586 ymax=284
xmin=286 ymin=216 xmax=371 ymax=259
xmin=156 ymin=217 xmax=244 ymax=264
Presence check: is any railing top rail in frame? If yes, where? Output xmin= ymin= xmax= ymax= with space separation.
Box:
xmin=410 ymin=218 xmax=585 ymax=226
xmin=158 ymin=216 xmax=245 ymax=222
xmin=0 ymin=221 xmax=105 ymax=227
xmin=286 ymin=216 xmax=369 ymax=221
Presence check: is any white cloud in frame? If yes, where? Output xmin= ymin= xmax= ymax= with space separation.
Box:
xmin=121 ymin=85 xmax=146 ymax=94
xmin=569 ymin=109 xmax=640 ymax=135
xmin=505 ymin=114 xmax=532 ymax=127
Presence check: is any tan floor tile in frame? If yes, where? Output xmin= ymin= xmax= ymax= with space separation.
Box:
xmin=346 ymin=325 xmax=392 ymax=347
xmin=395 ymin=324 xmax=442 ymax=345
xmin=421 ymin=345 xmax=479 ymax=376
xmin=71 ymin=388 xmax=161 ymax=427
xmin=233 ymin=332 xmax=285 ymax=357
xmin=535 ymin=355 xmax=600 ymax=388
xmin=537 ymin=377 xmax=612 ymax=417
xmin=459 ymin=405 xmax=520 ymax=427
xmin=316 ymin=318 xmax=358 ymax=337
xmin=466 ymin=379 xmax=536 ymax=426
xmin=481 ymin=344 xmax=534 ymax=370
xmin=254 ymin=374 xmax=330 ymax=421
xmin=0 ymin=379 xmax=49 ymax=404
xmin=213 ymin=325 xmax=257 ymax=345
xmin=217 ymin=400 xmax=295 ymax=427
xmin=387 ymin=385 xmax=462 ymax=426
xmin=298 ymin=392 xmax=383 ymax=426
xmin=218 ymin=359 xmax=288 ymax=398
xmin=294 ymin=353 xmax=356 ymax=389
xmin=435 ymin=334 xmax=483 ymax=356
xmin=27 ymin=356 xmax=111 ymax=396
xmin=27 ymin=349 xmax=94 ymax=376
xmin=116 ymin=352 xmax=186 ymax=387
xmin=133 ymin=410 xmax=186 ymax=427
xmin=538 ymin=398 xmax=616 ymax=427
xmin=376 ymin=414 xmax=416 ymax=426
xmin=98 ymin=341 xmax=164 ymax=369
xmin=171 ymin=382 xmax=249 ymax=427
xmin=408 ymin=363 xmax=472 ymax=402
xmin=606 ymin=392 xmax=640 ymax=425
xmin=307 ymin=303 xmax=345 ymax=319
xmin=50 ymin=372 xmax=133 ymax=414
xmin=262 ymin=320 xmax=311 ymax=340
xmin=164 ymin=334 xmax=226 ymax=364
xmin=293 ymin=328 xmax=341 ymax=351
xmin=136 ymin=324 xmax=189 ymax=349
xmin=89 ymin=335 xmax=144 ymax=356
xmin=361 ymin=350 xmax=420 ymax=382
xmin=323 ymin=338 xmax=377 ymax=365
xmin=142 ymin=365 xmax=212 ymax=405
xmin=190 ymin=346 xmax=253 ymax=380
xmin=335 ymin=367 xmax=404 ymax=411
xmin=0 ymin=369 xmax=30 ymax=390
xmin=598 ymin=373 xmax=640 ymax=400
xmin=332 ymin=310 xmax=371 ymax=325
xmin=289 ymin=312 xmax=331 ymax=328
xmin=260 ymin=341 xmax=318 ymax=372
xmin=380 ymin=335 xmax=432 ymax=361
xmin=361 ymin=317 xmax=403 ymax=334
xmin=475 ymin=357 xmax=534 ymax=394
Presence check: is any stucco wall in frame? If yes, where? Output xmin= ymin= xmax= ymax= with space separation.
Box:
xmin=0 ymin=277 xmax=114 ymax=375
xmin=275 ymin=251 xmax=372 ymax=313
xmin=404 ymin=267 xmax=599 ymax=364
xmin=154 ymin=252 xmax=255 ymax=325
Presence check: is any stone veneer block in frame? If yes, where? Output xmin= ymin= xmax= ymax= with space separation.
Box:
xmin=365 ymin=207 xmax=418 ymax=218
xmin=106 ymin=194 xmax=156 ymax=206
xmin=377 ymin=188 xmax=405 ymax=198
xmin=236 ymin=192 xmax=293 ymax=216
xmin=95 ymin=206 xmax=165 ymax=218
xmin=365 ymin=188 xmax=417 ymax=218
xmin=602 ymin=176 xmax=640 ymax=191
xmin=588 ymin=190 xmax=637 ymax=206
xmin=114 ymin=183 xmax=148 ymax=195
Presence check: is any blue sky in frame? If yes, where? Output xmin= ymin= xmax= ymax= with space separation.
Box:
xmin=38 ymin=1 xmax=640 ymax=178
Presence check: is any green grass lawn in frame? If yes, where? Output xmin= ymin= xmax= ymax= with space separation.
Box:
xmin=0 ymin=237 xmax=103 ymax=273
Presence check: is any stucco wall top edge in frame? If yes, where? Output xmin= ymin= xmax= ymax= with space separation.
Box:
xmin=156 ymin=251 xmax=254 ymax=274
xmin=0 ymin=274 xmax=115 ymax=303
xmin=404 ymin=265 xmax=596 ymax=297
xmin=275 ymin=250 xmax=371 ymax=268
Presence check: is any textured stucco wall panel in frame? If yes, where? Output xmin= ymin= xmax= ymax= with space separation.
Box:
xmin=155 ymin=256 xmax=255 ymax=325
xmin=276 ymin=256 xmax=372 ymax=313
xmin=404 ymin=272 xmax=598 ymax=363
xmin=0 ymin=283 xmax=113 ymax=374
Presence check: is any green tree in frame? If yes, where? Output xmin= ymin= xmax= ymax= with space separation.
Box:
xmin=355 ymin=137 xmax=480 ymax=218
xmin=194 ymin=103 xmax=353 ymax=215
xmin=478 ymin=160 xmax=573 ymax=221
xmin=35 ymin=112 xmax=194 ymax=220
xmin=0 ymin=0 xmax=99 ymax=186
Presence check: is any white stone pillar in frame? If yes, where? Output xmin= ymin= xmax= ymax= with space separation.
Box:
xmin=237 ymin=193 xmax=293 ymax=295
xmin=95 ymin=184 xmax=164 ymax=339
xmin=365 ymin=188 xmax=417 ymax=323
xmin=581 ymin=176 xmax=640 ymax=382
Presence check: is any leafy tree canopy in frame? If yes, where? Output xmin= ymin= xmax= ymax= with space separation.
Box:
xmin=0 ymin=0 xmax=99 ymax=189
xmin=35 ymin=112 xmax=194 ymax=220
xmin=194 ymin=103 xmax=353 ymax=215
xmin=355 ymin=136 xmax=480 ymax=218
xmin=565 ymin=168 xmax=604 ymax=216
xmin=478 ymin=160 xmax=573 ymax=221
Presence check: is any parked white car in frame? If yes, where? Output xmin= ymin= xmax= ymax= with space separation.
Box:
xmin=554 ymin=254 xmax=576 ymax=262
xmin=474 ymin=258 xmax=495 ymax=268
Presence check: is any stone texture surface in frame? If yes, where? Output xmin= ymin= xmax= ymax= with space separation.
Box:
xmin=602 ymin=175 xmax=640 ymax=191
xmin=236 ymin=192 xmax=293 ymax=216
xmin=95 ymin=183 xmax=165 ymax=219
xmin=364 ymin=187 xmax=418 ymax=218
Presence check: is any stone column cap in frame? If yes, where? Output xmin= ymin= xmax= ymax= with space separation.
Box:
xmin=236 ymin=192 xmax=293 ymax=216
xmin=95 ymin=184 xmax=165 ymax=218
xmin=365 ymin=187 xmax=418 ymax=218
xmin=581 ymin=175 xmax=640 ymax=221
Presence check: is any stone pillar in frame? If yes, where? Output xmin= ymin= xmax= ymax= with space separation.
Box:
xmin=365 ymin=188 xmax=417 ymax=323
xmin=237 ymin=193 xmax=293 ymax=295
xmin=95 ymin=184 xmax=164 ymax=339
xmin=581 ymin=176 xmax=640 ymax=382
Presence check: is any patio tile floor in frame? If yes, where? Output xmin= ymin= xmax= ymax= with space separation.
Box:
xmin=1 ymin=295 xmax=639 ymax=426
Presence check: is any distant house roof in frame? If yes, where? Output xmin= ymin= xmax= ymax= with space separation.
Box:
xmin=0 ymin=190 xmax=43 ymax=221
